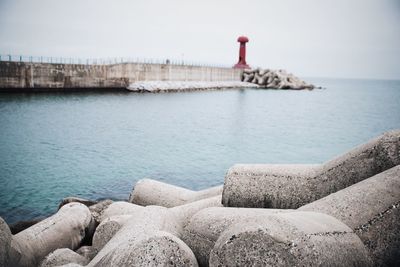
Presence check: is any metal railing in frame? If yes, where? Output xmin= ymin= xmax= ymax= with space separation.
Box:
xmin=0 ymin=54 xmax=232 ymax=68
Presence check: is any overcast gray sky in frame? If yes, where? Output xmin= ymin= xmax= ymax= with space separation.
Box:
xmin=0 ymin=0 xmax=399 ymax=79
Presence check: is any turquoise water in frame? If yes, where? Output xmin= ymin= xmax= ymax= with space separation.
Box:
xmin=0 ymin=78 xmax=399 ymax=224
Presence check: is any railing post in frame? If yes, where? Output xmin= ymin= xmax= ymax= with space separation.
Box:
xmin=8 ymin=55 xmax=11 ymax=61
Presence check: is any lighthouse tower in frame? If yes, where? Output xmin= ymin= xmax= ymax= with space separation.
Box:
xmin=233 ymin=36 xmax=250 ymax=69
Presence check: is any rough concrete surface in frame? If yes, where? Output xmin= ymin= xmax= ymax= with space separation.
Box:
xmin=58 ymin=197 xmax=98 ymax=210
xmin=88 ymin=199 xmax=114 ymax=224
xmin=99 ymin=201 xmax=142 ymax=222
xmin=92 ymin=215 xmax=132 ymax=253
xmin=93 ymin=231 xmax=198 ymax=267
xmin=210 ymin=211 xmax=372 ymax=267
xmin=40 ymin=248 xmax=89 ymax=267
xmin=0 ymin=61 xmax=242 ymax=90
xmin=75 ymin=246 xmax=97 ymax=261
xmin=299 ymin=165 xmax=400 ymax=266
xmin=89 ymin=196 xmax=221 ymax=266
xmin=183 ymin=207 xmax=289 ymax=266
xmin=222 ymin=130 xmax=400 ymax=208
xmin=0 ymin=217 xmax=12 ymax=267
xmin=10 ymin=203 xmax=94 ymax=267
xmin=129 ymin=178 xmax=222 ymax=208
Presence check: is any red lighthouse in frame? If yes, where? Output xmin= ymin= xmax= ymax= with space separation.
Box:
xmin=234 ymin=36 xmax=250 ymax=69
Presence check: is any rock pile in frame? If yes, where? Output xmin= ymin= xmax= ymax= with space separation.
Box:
xmin=126 ymin=81 xmax=256 ymax=92
xmin=0 ymin=130 xmax=399 ymax=266
xmin=241 ymin=68 xmax=316 ymax=89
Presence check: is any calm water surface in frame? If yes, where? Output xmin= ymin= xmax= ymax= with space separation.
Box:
xmin=0 ymin=78 xmax=399 ymax=223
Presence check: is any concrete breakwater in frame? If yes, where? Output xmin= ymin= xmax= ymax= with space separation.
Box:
xmin=0 ymin=130 xmax=399 ymax=266
xmin=0 ymin=61 xmax=241 ymax=91
xmin=242 ymin=68 xmax=316 ymax=89
xmin=0 ymin=61 xmax=317 ymax=92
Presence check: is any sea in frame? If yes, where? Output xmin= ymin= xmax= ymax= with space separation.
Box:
xmin=0 ymin=77 xmax=399 ymax=224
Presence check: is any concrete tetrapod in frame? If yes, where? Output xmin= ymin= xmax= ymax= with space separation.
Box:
xmin=209 ymin=211 xmax=372 ymax=266
xmin=0 ymin=217 xmax=12 ymax=266
xmin=299 ymin=165 xmax=400 ymax=266
xmin=91 ymin=202 xmax=143 ymax=255
xmin=222 ymin=130 xmax=400 ymax=208
xmin=183 ymin=207 xmax=290 ymax=266
xmin=88 ymin=196 xmax=222 ymax=266
xmin=10 ymin=202 xmax=94 ymax=267
xmin=92 ymin=215 xmax=133 ymax=253
xmin=129 ymin=178 xmax=222 ymax=207
xmin=40 ymin=248 xmax=89 ymax=267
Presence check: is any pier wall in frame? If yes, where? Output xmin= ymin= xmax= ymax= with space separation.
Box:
xmin=0 ymin=61 xmax=241 ymax=91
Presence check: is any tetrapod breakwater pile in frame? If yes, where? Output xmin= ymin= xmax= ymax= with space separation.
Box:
xmin=0 ymin=130 xmax=399 ymax=266
xmin=241 ymin=68 xmax=316 ymax=89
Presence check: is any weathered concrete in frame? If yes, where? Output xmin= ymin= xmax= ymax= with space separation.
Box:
xmin=10 ymin=203 xmax=94 ymax=267
xmin=222 ymin=130 xmax=400 ymax=208
xmin=58 ymin=197 xmax=98 ymax=209
xmin=88 ymin=197 xmax=221 ymax=266
xmin=169 ymin=196 xmax=222 ymax=234
xmin=88 ymin=206 xmax=194 ymax=266
xmin=9 ymin=218 xmax=43 ymax=234
xmin=0 ymin=217 xmax=12 ymax=267
xmin=299 ymin=165 xmax=400 ymax=266
xmin=75 ymin=246 xmax=97 ymax=261
xmin=92 ymin=215 xmax=133 ymax=253
xmin=129 ymin=178 xmax=222 ymax=207
xmin=0 ymin=61 xmax=126 ymax=91
xmin=0 ymin=61 xmax=242 ymax=91
xmin=88 ymin=200 xmax=113 ymax=224
xmin=183 ymin=207 xmax=289 ymax=266
xmin=93 ymin=231 xmax=198 ymax=266
xmin=99 ymin=201 xmax=142 ymax=222
xmin=40 ymin=248 xmax=89 ymax=267
xmin=209 ymin=211 xmax=372 ymax=267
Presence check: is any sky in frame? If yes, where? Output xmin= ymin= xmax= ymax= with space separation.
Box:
xmin=0 ymin=0 xmax=399 ymax=79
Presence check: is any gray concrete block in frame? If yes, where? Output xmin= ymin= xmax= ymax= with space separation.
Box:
xmin=222 ymin=130 xmax=400 ymax=208
xmin=92 ymin=215 xmax=132 ymax=253
xmin=209 ymin=211 xmax=372 ymax=267
xmin=11 ymin=203 xmax=94 ymax=267
xmin=93 ymin=231 xmax=198 ymax=267
xmin=299 ymin=165 xmax=400 ymax=266
xmin=75 ymin=246 xmax=97 ymax=261
xmin=100 ymin=201 xmax=142 ymax=222
xmin=88 ymin=197 xmax=221 ymax=266
xmin=40 ymin=248 xmax=89 ymax=267
xmin=0 ymin=217 xmax=12 ymax=267
xmin=183 ymin=207 xmax=289 ymax=266
xmin=129 ymin=178 xmax=222 ymax=207
xmin=170 ymin=196 xmax=222 ymax=234
xmin=88 ymin=200 xmax=113 ymax=224
xmin=88 ymin=206 xmax=181 ymax=266
xmin=58 ymin=196 xmax=97 ymax=209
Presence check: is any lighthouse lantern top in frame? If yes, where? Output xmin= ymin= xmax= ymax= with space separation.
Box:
xmin=237 ymin=36 xmax=249 ymax=43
